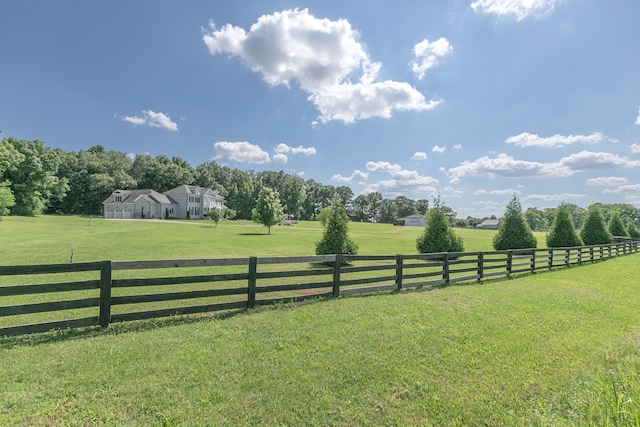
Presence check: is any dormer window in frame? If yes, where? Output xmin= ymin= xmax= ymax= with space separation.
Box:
xmin=115 ymin=196 xmax=122 ymax=203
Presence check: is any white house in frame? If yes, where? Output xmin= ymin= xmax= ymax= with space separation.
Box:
xmin=396 ymin=214 xmax=426 ymax=227
xmin=102 ymin=185 xmax=226 ymax=220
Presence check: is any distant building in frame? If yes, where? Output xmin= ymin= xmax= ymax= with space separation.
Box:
xmin=103 ymin=185 xmax=226 ymax=219
xmin=396 ymin=214 xmax=426 ymax=227
xmin=476 ymin=219 xmax=501 ymax=230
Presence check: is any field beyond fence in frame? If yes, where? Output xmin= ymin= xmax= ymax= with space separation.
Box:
xmin=2 ymin=240 xmax=638 ymax=337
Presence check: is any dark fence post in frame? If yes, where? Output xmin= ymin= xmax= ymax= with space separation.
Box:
xmin=589 ymin=246 xmax=594 ymax=263
xmin=99 ymin=260 xmax=112 ymax=328
xmin=531 ymin=249 xmax=536 ymax=273
xmin=395 ymin=254 xmax=403 ymax=291
xmin=443 ymin=253 xmax=450 ymax=284
xmin=548 ymin=248 xmax=553 ymax=269
xmin=565 ymin=248 xmax=570 ymax=266
xmin=477 ymin=252 xmax=484 ymax=280
xmin=332 ymin=254 xmax=342 ymax=297
xmin=507 ymin=250 xmax=513 ymax=277
xmin=247 ymin=256 xmax=257 ymax=308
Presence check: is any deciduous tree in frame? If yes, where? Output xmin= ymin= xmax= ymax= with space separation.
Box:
xmin=252 ymin=187 xmax=284 ymax=235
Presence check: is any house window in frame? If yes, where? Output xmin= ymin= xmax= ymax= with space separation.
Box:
xmin=115 ymin=196 xmax=122 ymax=203
xmin=167 ymin=208 xmax=173 ymax=215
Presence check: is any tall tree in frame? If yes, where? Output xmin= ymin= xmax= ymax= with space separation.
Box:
xmin=378 ymin=199 xmax=399 ymax=224
xmin=493 ymin=195 xmax=537 ymax=250
xmin=415 ymin=198 xmax=429 ymax=215
xmin=524 ymin=207 xmax=546 ymax=231
xmin=0 ymin=180 xmax=15 ymax=217
xmin=394 ymin=196 xmax=418 ymax=218
xmin=546 ymin=204 xmax=582 ymax=247
xmin=1 ymin=138 xmax=68 ymax=216
xmin=252 ymin=187 xmax=285 ymax=235
xmin=580 ymin=205 xmax=612 ymax=245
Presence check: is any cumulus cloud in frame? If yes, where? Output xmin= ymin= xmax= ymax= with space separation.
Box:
xmin=473 ymin=200 xmax=499 ymax=208
xmin=432 ymin=145 xmax=446 ymax=153
xmin=213 ymin=141 xmax=270 ymax=164
xmin=506 ymin=132 xmax=605 ymax=148
xmin=410 ymin=37 xmax=452 ymax=80
xmin=586 ymin=177 xmax=629 ymax=186
xmin=471 ymin=0 xmax=559 ymax=20
xmin=630 ymin=143 xmax=640 ymax=154
xmin=446 ymin=151 xmax=640 ymax=183
xmin=603 ymin=184 xmax=640 ymax=194
xmin=444 ymin=186 xmax=464 ymax=198
xmin=412 ymin=152 xmax=427 ymax=160
xmin=636 ymin=108 xmax=640 ymax=125
xmin=203 ymin=9 xmax=440 ymax=123
xmin=522 ymin=193 xmax=585 ymax=202
xmin=473 ymin=188 xmax=521 ymax=195
xmin=273 ymin=153 xmax=288 ymax=164
xmin=454 ymin=144 xmax=463 ymax=150
xmin=366 ymin=161 xmax=403 ymax=172
xmin=274 ymin=143 xmax=316 ymax=155
xmin=121 ymin=110 xmax=178 ymax=131
xmin=331 ymin=169 xmax=369 ymax=183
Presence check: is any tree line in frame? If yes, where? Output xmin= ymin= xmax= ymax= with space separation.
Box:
xmin=2 ymin=137 xmax=640 ymax=232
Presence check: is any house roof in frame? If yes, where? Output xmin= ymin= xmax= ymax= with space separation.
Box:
xmin=397 ymin=214 xmax=425 ymax=221
xmin=102 ymin=189 xmax=177 ymax=205
xmin=164 ymin=185 xmax=219 ymax=197
xmin=477 ymin=219 xmax=500 ymax=227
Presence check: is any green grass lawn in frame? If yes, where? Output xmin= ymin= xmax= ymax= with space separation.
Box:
xmin=1 ymin=216 xmax=638 ymax=426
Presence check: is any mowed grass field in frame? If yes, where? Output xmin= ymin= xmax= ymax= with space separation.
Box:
xmin=1 ymin=216 xmax=640 ymax=426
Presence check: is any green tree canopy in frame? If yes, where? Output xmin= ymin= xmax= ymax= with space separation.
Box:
xmin=416 ymin=196 xmax=464 ymax=254
xmin=493 ymin=195 xmax=537 ymax=250
xmin=580 ymin=206 xmax=612 ymax=245
xmin=607 ymin=211 xmax=628 ymax=237
xmin=0 ymin=180 xmax=16 ymax=217
xmin=545 ymin=204 xmax=582 ymax=247
xmin=252 ymin=187 xmax=285 ymax=235
xmin=316 ymin=197 xmax=358 ymax=257
xmin=207 ymin=207 xmax=222 ymax=227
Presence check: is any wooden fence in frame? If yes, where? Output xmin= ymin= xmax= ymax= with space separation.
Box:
xmin=1 ymin=241 xmax=638 ymax=337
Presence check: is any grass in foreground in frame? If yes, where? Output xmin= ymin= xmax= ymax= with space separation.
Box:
xmin=1 ymin=255 xmax=640 ymax=426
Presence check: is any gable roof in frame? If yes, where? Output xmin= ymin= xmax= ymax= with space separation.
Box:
xmin=477 ymin=219 xmax=501 ymax=228
xmin=103 ymin=189 xmax=177 ymax=205
xmin=164 ymin=185 xmax=219 ymax=197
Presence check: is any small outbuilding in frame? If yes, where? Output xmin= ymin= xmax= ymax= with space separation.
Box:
xmin=476 ymin=219 xmax=501 ymax=230
xmin=396 ymin=214 xmax=426 ymax=227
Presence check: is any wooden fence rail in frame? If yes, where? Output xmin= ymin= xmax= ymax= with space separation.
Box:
xmin=1 ymin=241 xmax=638 ymax=337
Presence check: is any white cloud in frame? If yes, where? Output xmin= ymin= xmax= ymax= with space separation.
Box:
xmin=446 ymin=151 xmax=640 ymax=183
xmin=410 ymin=37 xmax=452 ymax=80
xmin=273 ymin=153 xmax=288 ymax=164
xmin=213 ymin=141 xmax=270 ymax=164
xmin=366 ymin=161 xmax=403 ymax=172
xmin=412 ymin=152 xmax=427 ymax=160
xmin=473 ymin=200 xmax=499 ymax=208
xmin=203 ymin=9 xmax=440 ymax=124
xmin=274 ymin=143 xmax=316 ymax=155
xmin=444 ymin=186 xmax=464 ymax=198
xmin=126 ymin=153 xmax=136 ymax=161
xmin=454 ymin=144 xmax=463 ymax=150
xmin=603 ymin=184 xmax=640 ymax=194
xmin=471 ymin=0 xmax=559 ymax=21
xmin=432 ymin=145 xmax=446 ymax=153
xmin=522 ymin=193 xmax=585 ymax=202
xmin=630 ymin=143 xmax=640 ymax=154
xmin=331 ymin=169 xmax=369 ymax=183
xmin=586 ymin=176 xmax=629 ymax=186
xmin=636 ymin=108 xmax=640 ymax=125
xmin=473 ymin=188 xmax=521 ymax=195
xmin=505 ymin=132 xmax=605 ymax=148
xmin=121 ymin=110 xmax=178 ymax=131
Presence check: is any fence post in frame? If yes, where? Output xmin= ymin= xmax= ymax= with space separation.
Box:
xmin=507 ymin=250 xmax=513 ymax=277
xmin=589 ymin=246 xmax=594 ymax=263
xmin=443 ymin=252 xmax=450 ymax=284
xmin=548 ymin=248 xmax=553 ymax=269
xmin=531 ymin=249 xmax=536 ymax=273
xmin=565 ymin=248 xmax=570 ymax=266
xmin=395 ymin=254 xmax=403 ymax=291
xmin=247 ymin=256 xmax=257 ymax=308
xmin=332 ymin=254 xmax=342 ymax=297
xmin=99 ymin=260 xmax=112 ymax=328
xmin=477 ymin=252 xmax=484 ymax=280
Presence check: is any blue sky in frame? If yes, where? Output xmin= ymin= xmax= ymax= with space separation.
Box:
xmin=2 ymin=0 xmax=640 ymax=217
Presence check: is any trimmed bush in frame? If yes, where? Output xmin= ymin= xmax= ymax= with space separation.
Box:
xmin=580 ymin=206 xmax=612 ymax=245
xmin=416 ymin=199 xmax=464 ymax=254
xmin=608 ymin=211 xmax=628 ymax=237
xmin=316 ymin=197 xmax=358 ymax=257
xmin=546 ymin=204 xmax=582 ymax=247
xmin=493 ymin=195 xmax=537 ymax=250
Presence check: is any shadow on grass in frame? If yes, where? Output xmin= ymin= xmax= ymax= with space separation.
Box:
xmin=237 ymin=232 xmax=269 ymax=236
